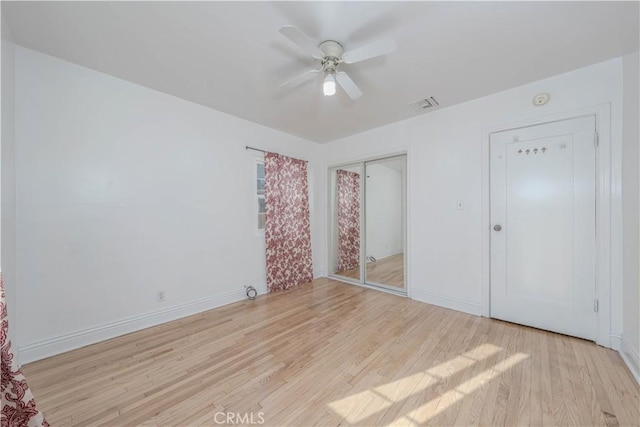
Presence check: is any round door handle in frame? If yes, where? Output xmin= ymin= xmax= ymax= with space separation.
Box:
xmin=493 ymin=224 xmax=502 ymax=231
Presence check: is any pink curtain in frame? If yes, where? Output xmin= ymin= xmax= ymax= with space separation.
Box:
xmin=264 ymin=152 xmax=313 ymax=292
xmin=337 ymin=170 xmax=361 ymax=271
xmin=1 ymin=276 xmax=49 ymax=427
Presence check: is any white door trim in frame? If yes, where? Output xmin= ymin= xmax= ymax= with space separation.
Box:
xmin=481 ymin=104 xmax=613 ymax=348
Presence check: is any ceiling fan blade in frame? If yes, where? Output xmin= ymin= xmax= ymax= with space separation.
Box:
xmin=342 ymin=37 xmax=397 ymax=64
xmin=280 ymin=68 xmax=321 ymax=90
xmin=279 ymin=26 xmax=324 ymax=59
xmin=336 ymin=71 xmax=363 ymax=100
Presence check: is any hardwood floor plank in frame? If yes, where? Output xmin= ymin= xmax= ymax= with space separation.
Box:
xmin=571 ymin=338 xmax=607 ymax=426
xmin=452 ymin=319 xmax=503 ymax=426
xmin=587 ymin=344 xmax=640 ymax=426
xmin=528 ymin=329 xmax=544 ymax=427
xmin=22 ymin=278 xmax=639 ymax=426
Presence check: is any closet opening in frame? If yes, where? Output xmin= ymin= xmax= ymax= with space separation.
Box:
xmin=328 ymin=154 xmax=407 ymax=294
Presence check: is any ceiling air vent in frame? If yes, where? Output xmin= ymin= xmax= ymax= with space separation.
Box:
xmin=409 ymin=96 xmax=439 ymax=112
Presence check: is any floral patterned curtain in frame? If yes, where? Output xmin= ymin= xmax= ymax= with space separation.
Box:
xmin=337 ymin=170 xmax=361 ymax=271
xmin=1 ymin=276 xmax=49 ymax=427
xmin=264 ymin=152 xmax=313 ymax=292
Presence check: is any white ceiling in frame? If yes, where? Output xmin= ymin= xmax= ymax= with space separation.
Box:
xmin=3 ymin=1 xmax=638 ymax=143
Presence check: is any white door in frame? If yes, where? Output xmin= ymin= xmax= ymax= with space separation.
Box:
xmin=490 ymin=116 xmax=597 ymax=340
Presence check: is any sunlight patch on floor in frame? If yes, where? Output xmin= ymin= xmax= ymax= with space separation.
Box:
xmin=327 ymin=343 xmax=503 ymax=424
xmin=389 ymin=352 xmax=530 ymax=426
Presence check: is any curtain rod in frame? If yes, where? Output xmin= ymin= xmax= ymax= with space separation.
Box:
xmin=245 ymin=146 xmax=308 ymax=162
xmin=245 ymin=146 xmax=266 ymax=154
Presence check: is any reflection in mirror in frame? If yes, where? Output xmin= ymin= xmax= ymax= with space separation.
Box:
xmin=330 ymin=165 xmax=361 ymax=280
xmin=365 ymin=156 xmax=405 ymax=288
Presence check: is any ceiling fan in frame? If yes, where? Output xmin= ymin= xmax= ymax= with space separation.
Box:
xmin=278 ymin=26 xmax=397 ymax=100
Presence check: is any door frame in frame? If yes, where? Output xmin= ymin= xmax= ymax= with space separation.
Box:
xmin=481 ymin=104 xmax=613 ymax=348
xmin=326 ymin=149 xmax=410 ymax=296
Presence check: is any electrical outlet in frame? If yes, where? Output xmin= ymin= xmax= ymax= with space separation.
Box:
xmin=157 ymin=291 xmax=165 ymax=302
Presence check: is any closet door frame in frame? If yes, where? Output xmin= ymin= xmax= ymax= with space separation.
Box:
xmin=327 ymin=151 xmax=408 ymax=297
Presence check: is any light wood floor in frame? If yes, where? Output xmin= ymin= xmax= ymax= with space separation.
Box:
xmin=24 ymin=278 xmax=638 ymax=426
xmin=337 ymin=253 xmax=404 ymax=288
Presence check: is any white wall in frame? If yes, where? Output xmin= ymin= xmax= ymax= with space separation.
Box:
xmin=622 ymin=50 xmax=639 ymax=381
xmin=14 ymin=47 xmax=324 ymax=363
xmin=365 ymin=163 xmax=403 ymax=260
xmin=324 ymin=58 xmax=623 ymax=326
xmin=1 ymin=14 xmax=17 ymax=358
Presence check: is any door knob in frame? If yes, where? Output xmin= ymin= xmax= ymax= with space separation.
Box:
xmin=493 ymin=224 xmax=502 ymax=231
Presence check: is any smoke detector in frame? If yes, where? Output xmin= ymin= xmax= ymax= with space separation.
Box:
xmin=533 ymin=93 xmax=550 ymax=106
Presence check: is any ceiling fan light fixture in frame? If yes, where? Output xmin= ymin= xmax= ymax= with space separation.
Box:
xmin=323 ymin=72 xmax=336 ymax=96
xmin=279 ymin=26 xmax=396 ymax=101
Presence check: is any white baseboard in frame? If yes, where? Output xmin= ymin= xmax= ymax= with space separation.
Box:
xmin=18 ymin=287 xmax=257 ymax=365
xmin=610 ymin=332 xmax=622 ymax=350
xmin=619 ymin=335 xmax=640 ymax=384
xmin=255 ymin=283 xmax=268 ymax=295
xmin=411 ymin=290 xmax=482 ymax=316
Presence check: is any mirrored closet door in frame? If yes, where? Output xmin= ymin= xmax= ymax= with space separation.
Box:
xmin=329 ymin=164 xmax=363 ymax=282
xmin=364 ymin=156 xmax=406 ymax=289
xmin=329 ymin=155 xmax=406 ymax=294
